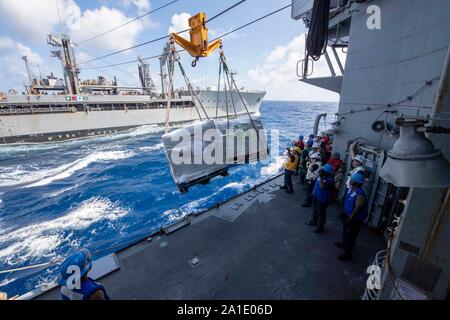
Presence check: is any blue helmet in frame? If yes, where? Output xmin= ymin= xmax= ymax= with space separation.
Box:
xmin=322 ymin=164 xmax=334 ymax=174
xmin=58 ymin=249 xmax=92 ymax=285
xmin=351 ymin=172 xmax=365 ymax=184
xmin=306 ymin=140 xmax=313 ymax=147
xmin=309 ymin=134 xmax=315 ymax=139
xmin=298 ymin=135 xmax=304 ymax=140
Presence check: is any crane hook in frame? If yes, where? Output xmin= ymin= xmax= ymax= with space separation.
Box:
xmin=191 ymin=57 xmax=199 ymax=68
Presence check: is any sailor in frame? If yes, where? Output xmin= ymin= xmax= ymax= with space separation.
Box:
xmin=335 ymin=172 xmax=368 ymax=260
xmin=293 ymin=136 xmax=305 ymax=175
xmin=59 ymin=249 xmax=109 ymax=300
xmin=306 ymin=164 xmax=335 ymax=233
xmin=301 ymin=152 xmax=322 ymax=207
xmin=327 ymin=152 xmax=342 ymax=173
xmin=321 ymin=133 xmax=332 ymax=163
xmin=310 ymin=142 xmax=323 ymax=160
xmin=327 ymin=152 xmax=344 ymax=199
xmin=294 ymin=135 xmax=305 ymax=150
xmin=281 ymin=146 xmax=300 ymax=193
xmin=345 ymin=142 xmax=367 ymax=189
xmin=346 ymin=154 xmax=367 ymax=189
xmin=306 ymin=133 xmax=315 ymax=146
xmin=299 ymin=140 xmax=313 ymax=184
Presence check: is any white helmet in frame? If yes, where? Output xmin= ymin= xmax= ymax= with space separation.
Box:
xmin=310 ymin=152 xmax=321 ymax=160
xmin=354 ymin=155 xmax=366 ymax=165
xmin=312 ymin=142 xmax=321 ymax=149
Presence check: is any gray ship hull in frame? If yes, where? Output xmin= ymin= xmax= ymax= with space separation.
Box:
xmin=0 ymin=90 xmax=265 ymax=143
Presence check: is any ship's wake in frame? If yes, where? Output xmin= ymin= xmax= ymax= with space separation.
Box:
xmin=0 ymin=150 xmax=135 ymax=189
xmin=0 ymin=197 xmax=129 ymax=267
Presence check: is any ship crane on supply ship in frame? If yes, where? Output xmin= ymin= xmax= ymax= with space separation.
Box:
xmin=162 ymin=12 xmax=268 ymax=193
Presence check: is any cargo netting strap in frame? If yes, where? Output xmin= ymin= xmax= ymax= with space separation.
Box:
xmin=173 ymin=48 xmax=210 ymax=121
xmin=164 ymin=40 xmax=175 ymax=133
xmin=164 ymin=39 xmax=211 ymax=133
xmin=215 ymin=59 xmax=222 ymax=119
xmin=219 ymin=47 xmax=258 ymax=133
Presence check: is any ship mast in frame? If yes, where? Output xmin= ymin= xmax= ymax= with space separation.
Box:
xmin=137 ymin=55 xmax=155 ymax=96
xmin=21 ymin=56 xmax=34 ymax=91
xmin=159 ymin=43 xmax=169 ymax=97
xmin=47 ymin=34 xmax=80 ymax=95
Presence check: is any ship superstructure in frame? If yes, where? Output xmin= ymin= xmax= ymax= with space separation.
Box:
xmin=292 ymin=0 xmax=450 ymax=299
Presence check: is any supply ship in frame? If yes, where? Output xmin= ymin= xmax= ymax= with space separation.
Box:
xmin=0 ymin=34 xmax=265 ymax=144
xmin=1 ymin=0 xmax=450 ymax=301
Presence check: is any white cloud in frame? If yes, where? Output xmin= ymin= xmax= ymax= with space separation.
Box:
xmin=0 ymin=0 xmax=78 ymax=42
xmin=247 ymin=33 xmax=346 ymax=101
xmin=69 ymin=6 xmax=147 ymax=51
xmin=0 ymin=0 xmax=156 ymax=51
xmin=129 ymin=0 xmax=151 ymax=14
xmin=169 ymin=13 xmax=191 ymax=40
xmin=266 ymin=46 xmax=287 ymax=63
xmin=0 ymin=37 xmax=43 ymax=92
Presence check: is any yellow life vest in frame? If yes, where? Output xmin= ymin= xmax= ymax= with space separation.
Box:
xmin=284 ymin=153 xmax=299 ymax=171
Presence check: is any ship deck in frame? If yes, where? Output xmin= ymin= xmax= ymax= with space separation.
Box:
xmin=36 ymin=175 xmax=385 ymax=300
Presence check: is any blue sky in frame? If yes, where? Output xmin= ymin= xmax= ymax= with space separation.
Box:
xmin=0 ymin=0 xmax=341 ymax=100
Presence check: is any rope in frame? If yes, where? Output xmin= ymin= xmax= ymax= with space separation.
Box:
xmin=77 ymin=0 xmax=179 ymax=45
xmin=0 ymin=261 xmax=59 ymax=275
xmin=223 ymin=71 xmax=230 ymax=129
xmin=164 ymin=41 xmax=175 ymax=133
xmin=220 ymin=50 xmax=258 ymax=132
xmin=173 ymin=48 xmax=209 ymax=120
xmin=224 ymin=69 xmax=238 ymax=118
xmin=215 ymin=59 xmax=222 ymax=119
xmin=206 ymin=0 xmax=247 ymax=24
xmin=79 ymin=4 xmax=292 ymax=70
xmin=304 ymin=0 xmax=330 ymax=80
xmin=0 ymin=235 xmax=149 ymax=276
xmin=78 ymin=0 xmax=248 ymax=65
xmin=335 ymin=76 xmax=441 ymax=119
xmin=301 ymin=0 xmax=330 ymax=77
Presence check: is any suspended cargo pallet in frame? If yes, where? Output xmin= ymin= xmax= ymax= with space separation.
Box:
xmin=162 ymin=120 xmax=229 ymax=193
xmin=162 ymin=116 xmax=268 ymax=193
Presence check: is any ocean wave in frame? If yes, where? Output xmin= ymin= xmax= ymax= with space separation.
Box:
xmin=0 ymin=277 xmax=17 ymax=288
xmin=0 ymin=197 xmax=129 ymax=266
xmin=162 ymin=180 xmax=251 ymax=220
xmin=46 ymin=185 xmax=78 ymax=198
xmin=260 ymin=156 xmax=284 ymax=176
xmin=0 ymin=150 xmax=135 ymax=188
xmin=138 ymin=143 xmax=164 ymax=152
xmin=0 ymin=124 xmax=164 ymax=157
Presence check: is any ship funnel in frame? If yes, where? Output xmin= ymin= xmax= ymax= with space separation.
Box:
xmin=379 ymin=119 xmax=450 ymax=188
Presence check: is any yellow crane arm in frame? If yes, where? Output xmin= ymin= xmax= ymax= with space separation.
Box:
xmin=171 ymin=12 xmax=222 ymax=61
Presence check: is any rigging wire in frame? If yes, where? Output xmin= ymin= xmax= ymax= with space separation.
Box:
xmin=77 ymin=0 xmax=179 ymax=45
xmin=335 ymin=76 xmax=441 ymax=119
xmin=80 ymin=3 xmax=292 ymax=70
xmin=55 ymin=0 xmax=65 ymax=36
xmin=78 ymin=0 xmax=249 ymax=65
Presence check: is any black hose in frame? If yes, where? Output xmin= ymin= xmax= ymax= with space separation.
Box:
xmin=305 ymin=0 xmax=331 ymax=61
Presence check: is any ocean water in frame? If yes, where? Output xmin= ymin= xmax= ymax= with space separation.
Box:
xmin=0 ymin=101 xmax=337 ymax=297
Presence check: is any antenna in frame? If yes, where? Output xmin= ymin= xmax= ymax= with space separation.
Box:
xmin=55 ymin=0 xmax=64 ymax=36
xmin=36 ymin=65 xmax=43 ymax=82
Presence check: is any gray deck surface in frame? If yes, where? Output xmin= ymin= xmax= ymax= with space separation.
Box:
xmin=37 ymin=176 xmax=385 ymax=300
